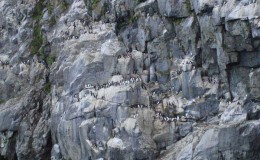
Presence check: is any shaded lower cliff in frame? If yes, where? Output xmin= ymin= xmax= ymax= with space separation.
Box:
xmin=0 ymin=0 xmax=260 ymax=159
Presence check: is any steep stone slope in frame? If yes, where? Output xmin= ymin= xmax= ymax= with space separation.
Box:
xmin=0 ymin=0 xmax=260 ymax=160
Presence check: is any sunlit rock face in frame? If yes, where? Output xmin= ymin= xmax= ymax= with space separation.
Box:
xmin=0 ymin=0 xmax=259 ymax=159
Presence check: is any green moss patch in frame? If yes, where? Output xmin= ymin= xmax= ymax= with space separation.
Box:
xmin=46 ymin=55 xmax=56 ymax=66
xmin=0 ymin=99 xmax=5 ymax=104
xmin=43 ymin=82 xmax=51 ymax=93
xmin=92 ymin=0 xmax=100 ymax=7
xmin=31 ymin=24 xmax=43 ymax=55
xmin=32 ymin=0 xmax=45 ymax=21
xmin=61 ymin=0 xmax=69 ymax=11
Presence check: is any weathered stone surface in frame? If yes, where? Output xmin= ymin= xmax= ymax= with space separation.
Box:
xmin=159 ymin=121 xmax=260 ymax=160
xmin=0 ymin=0 xmax=259 ymax=160
xmin=158 ymin=0 xmax=190 ymax=18
xmin=249 ymin=68 xmax=260 ymax=99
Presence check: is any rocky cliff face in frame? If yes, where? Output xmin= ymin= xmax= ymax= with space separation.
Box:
xmin=0 ymin=0 xmax=260 ymax=159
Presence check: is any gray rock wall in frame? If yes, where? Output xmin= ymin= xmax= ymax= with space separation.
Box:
xmin=0 ymin=0 xmax=259 ymax=159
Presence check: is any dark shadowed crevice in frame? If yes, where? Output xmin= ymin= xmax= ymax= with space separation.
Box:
xmin=42 ymin=131 xmax=53 ymax=159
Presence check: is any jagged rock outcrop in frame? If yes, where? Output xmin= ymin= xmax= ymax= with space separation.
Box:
xmin=0 ymin=0 xmax=260 ymax=160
